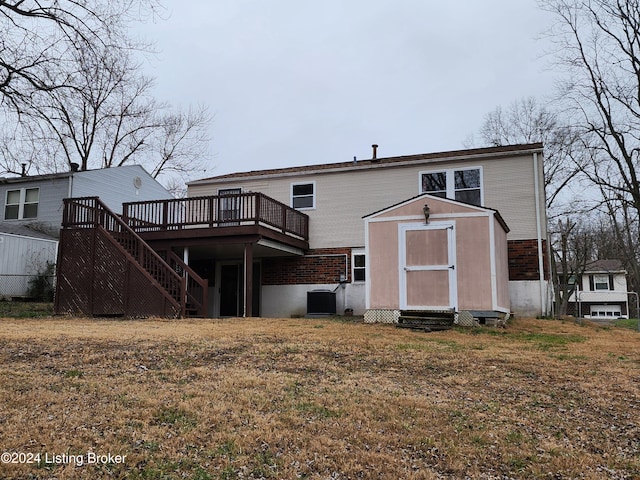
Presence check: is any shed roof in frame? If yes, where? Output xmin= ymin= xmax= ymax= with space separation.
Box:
xmin=363 ymin=192 xmax=510 ymax=233
xmin=0 ymin=223 xmax=58 ymax=241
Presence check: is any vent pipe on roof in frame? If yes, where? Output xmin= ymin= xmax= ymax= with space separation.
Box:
xmin=371 ymin=144 xmax=378 ymax=161
xmin=21 ymin=163 xmax=27 ymax=177
xmin=70 ymin=162 xmax=80 ymax=172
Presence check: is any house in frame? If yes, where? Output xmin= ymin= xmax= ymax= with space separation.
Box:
xmin=184 ymin=142 xmax=548 ymax=318
xmin=0 ymin=164 xmax=173 ymax=235
xmin=0 ymin=165 xmax=173 ymax=298
xmin=54 ymin=143 xmax=550 ymax=319
xmin=559 ymin=259 xmax=629 ymax=319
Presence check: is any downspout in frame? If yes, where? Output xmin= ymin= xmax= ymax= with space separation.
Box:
xmin=533 ymin=152 xmax=546 ymax=315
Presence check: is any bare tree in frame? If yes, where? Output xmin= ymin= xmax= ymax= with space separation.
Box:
xmin=550 ymin=217 xmax=593 ymax=316
xmin=540 ymin=0 xmax=640 ymax=297
xmin=149 ymin=104 xmax=213 ymax=184
xmin=540 ymin=0 xmax=640 ymax=211
xmin=473 ymin=97 xmax=583 ymax=210
xmin=0 ymin=0 xmax=161 ymax=107
xmin=0 ymin=1 xmax=213 ymax=189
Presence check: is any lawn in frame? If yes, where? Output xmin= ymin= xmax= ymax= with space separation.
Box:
xmin=0 ymin=316 xmax=638 ymax=479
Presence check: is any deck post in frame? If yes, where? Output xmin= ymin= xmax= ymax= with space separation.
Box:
xmin=243 ymin=242 xmax=253 ymax=317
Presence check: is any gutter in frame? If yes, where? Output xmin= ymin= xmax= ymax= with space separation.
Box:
xmin=533 ymin=152 xmax=547 ymax=315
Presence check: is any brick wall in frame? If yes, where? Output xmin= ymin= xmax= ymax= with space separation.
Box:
xmin=262 ymin=247 xmax=352 ymax=285
xmin=508 ymin=239 xmax=549 ymax=281
xmin=264 ymin=240 xmax=547 ymax=286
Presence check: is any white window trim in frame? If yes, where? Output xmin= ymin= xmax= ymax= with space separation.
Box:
xmin=352 ymin=248 xmax=366 ymax=283
xmin=4 ymin=187 xmax=39 ymax=220
xmin=593 ymin=274 xmax=610 ymax=291
xmin=290 ymin=181 xmax=316 ymax=210
xmin=418 ymin=166 xmax=484 ymax=206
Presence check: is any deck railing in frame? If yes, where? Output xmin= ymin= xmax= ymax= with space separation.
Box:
xmin=122 ymin=192 xmax=309 ymax=240
xmin=61 ymin=197 xmax=187 ymax=316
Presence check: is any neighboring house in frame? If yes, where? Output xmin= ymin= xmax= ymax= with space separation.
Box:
xmin=54 ymin=143 xmax=550 ymax=319
xmin=0 ymin=164 xmax=173 ymax=236
xmin=559 ymin=260 xmax=629 ymax=319
xmin=0 ymin=165 xmax=173 ymax=298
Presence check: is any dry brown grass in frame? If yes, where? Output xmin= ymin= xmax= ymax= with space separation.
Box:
xmin=0 ymin=316 xmax=638 ymax=479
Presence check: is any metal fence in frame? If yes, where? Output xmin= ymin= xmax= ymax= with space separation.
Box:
xmin=0 ymin=274 xmax=56 ymax=300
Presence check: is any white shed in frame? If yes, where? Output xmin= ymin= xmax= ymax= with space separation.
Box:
xmin=0 ymin=224 xmax=58 ymax=298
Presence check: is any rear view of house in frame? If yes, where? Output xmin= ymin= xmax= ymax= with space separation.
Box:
xmin=184 ymin=143 xmax=549 ymax=319
xmin=52 ymin=143 xmax=550 ymax=320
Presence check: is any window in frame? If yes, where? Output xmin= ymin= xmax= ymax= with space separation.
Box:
xmin=454 ymin=169 xmax=481 ymax=205
xmin=420 ymin=167 xmax=482 ymax=206
xmin=4 ymin=188 xmax=39 ymax=220
xmin=291 ymin=182 xmax=315 ymax=210
xmin=353 ymin=253 xmax=366 ymax=282
xmin=420 ymin=172 xmax=447 ymax=198
xmin=218 ymin=188 xmax=241 ymax=225
xmin=593 ymin=275 xmax=610 ymax=291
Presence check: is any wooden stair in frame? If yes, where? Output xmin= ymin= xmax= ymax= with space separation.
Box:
xmin=396 ymin=310 xmax=456 ymax=332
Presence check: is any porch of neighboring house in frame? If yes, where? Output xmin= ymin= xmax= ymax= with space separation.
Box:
xmin=55 ymin=193 xmax=309 ymax=318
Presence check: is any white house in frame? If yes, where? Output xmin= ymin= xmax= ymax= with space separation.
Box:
xmin=564 ymin=259 xmax=630 ymax=319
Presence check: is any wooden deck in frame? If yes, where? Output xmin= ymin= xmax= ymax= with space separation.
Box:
xmin=122 ymin=193 xmax=309 ymax=249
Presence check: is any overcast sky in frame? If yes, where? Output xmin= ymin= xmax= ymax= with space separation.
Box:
xmin=140 ymin=1 xmax=557 ymax=178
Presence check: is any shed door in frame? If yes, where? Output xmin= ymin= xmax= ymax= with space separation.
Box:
xmin=399 ymin=223 xmax=457 ymax=310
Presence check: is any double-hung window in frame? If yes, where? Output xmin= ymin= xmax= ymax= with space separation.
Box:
xmin=593 ymin=275 xmax=610 ymax=291
xmin=4 ymin=188 xmax=39 ymax=220
xmin=352 ymin=250 xmax=366 ymax=282
xmin=291 ymin=182 xmax=315 ymax=210
xmin=420 ymin=167 xmax=482 ymax=206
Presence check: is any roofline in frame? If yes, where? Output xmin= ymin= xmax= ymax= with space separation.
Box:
xmin=0 ymin=164 xmax=152 ymax=184
xmin=0 ymin=171 xmax=72 ymax=184
xmin=188 ymin=143 xmax=543 ymax=186
xmin=0 ymin=230 xmax=59 ymax=243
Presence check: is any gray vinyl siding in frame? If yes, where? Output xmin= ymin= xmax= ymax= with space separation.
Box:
xmin=0 ymin=176 xmax=70 ymax=230
xmin=71 ymin=165 xmax=173 ymax=214
xmin=188 ymin=152 xmax=546 ymax=249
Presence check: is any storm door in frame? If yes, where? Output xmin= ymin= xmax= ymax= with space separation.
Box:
xmin=399 ymin=223 xmax=457 ymax=310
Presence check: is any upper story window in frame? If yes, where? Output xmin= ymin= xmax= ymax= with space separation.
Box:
xmin=420 ymin=167 xmax=482 ymax=206
xmin=4 ymin=188 xmax=39 ymax=220
xmin=291 ymin=182 xmax=315 ymax=210
xmin=593 ymin=275 xmax=610 ymax=291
